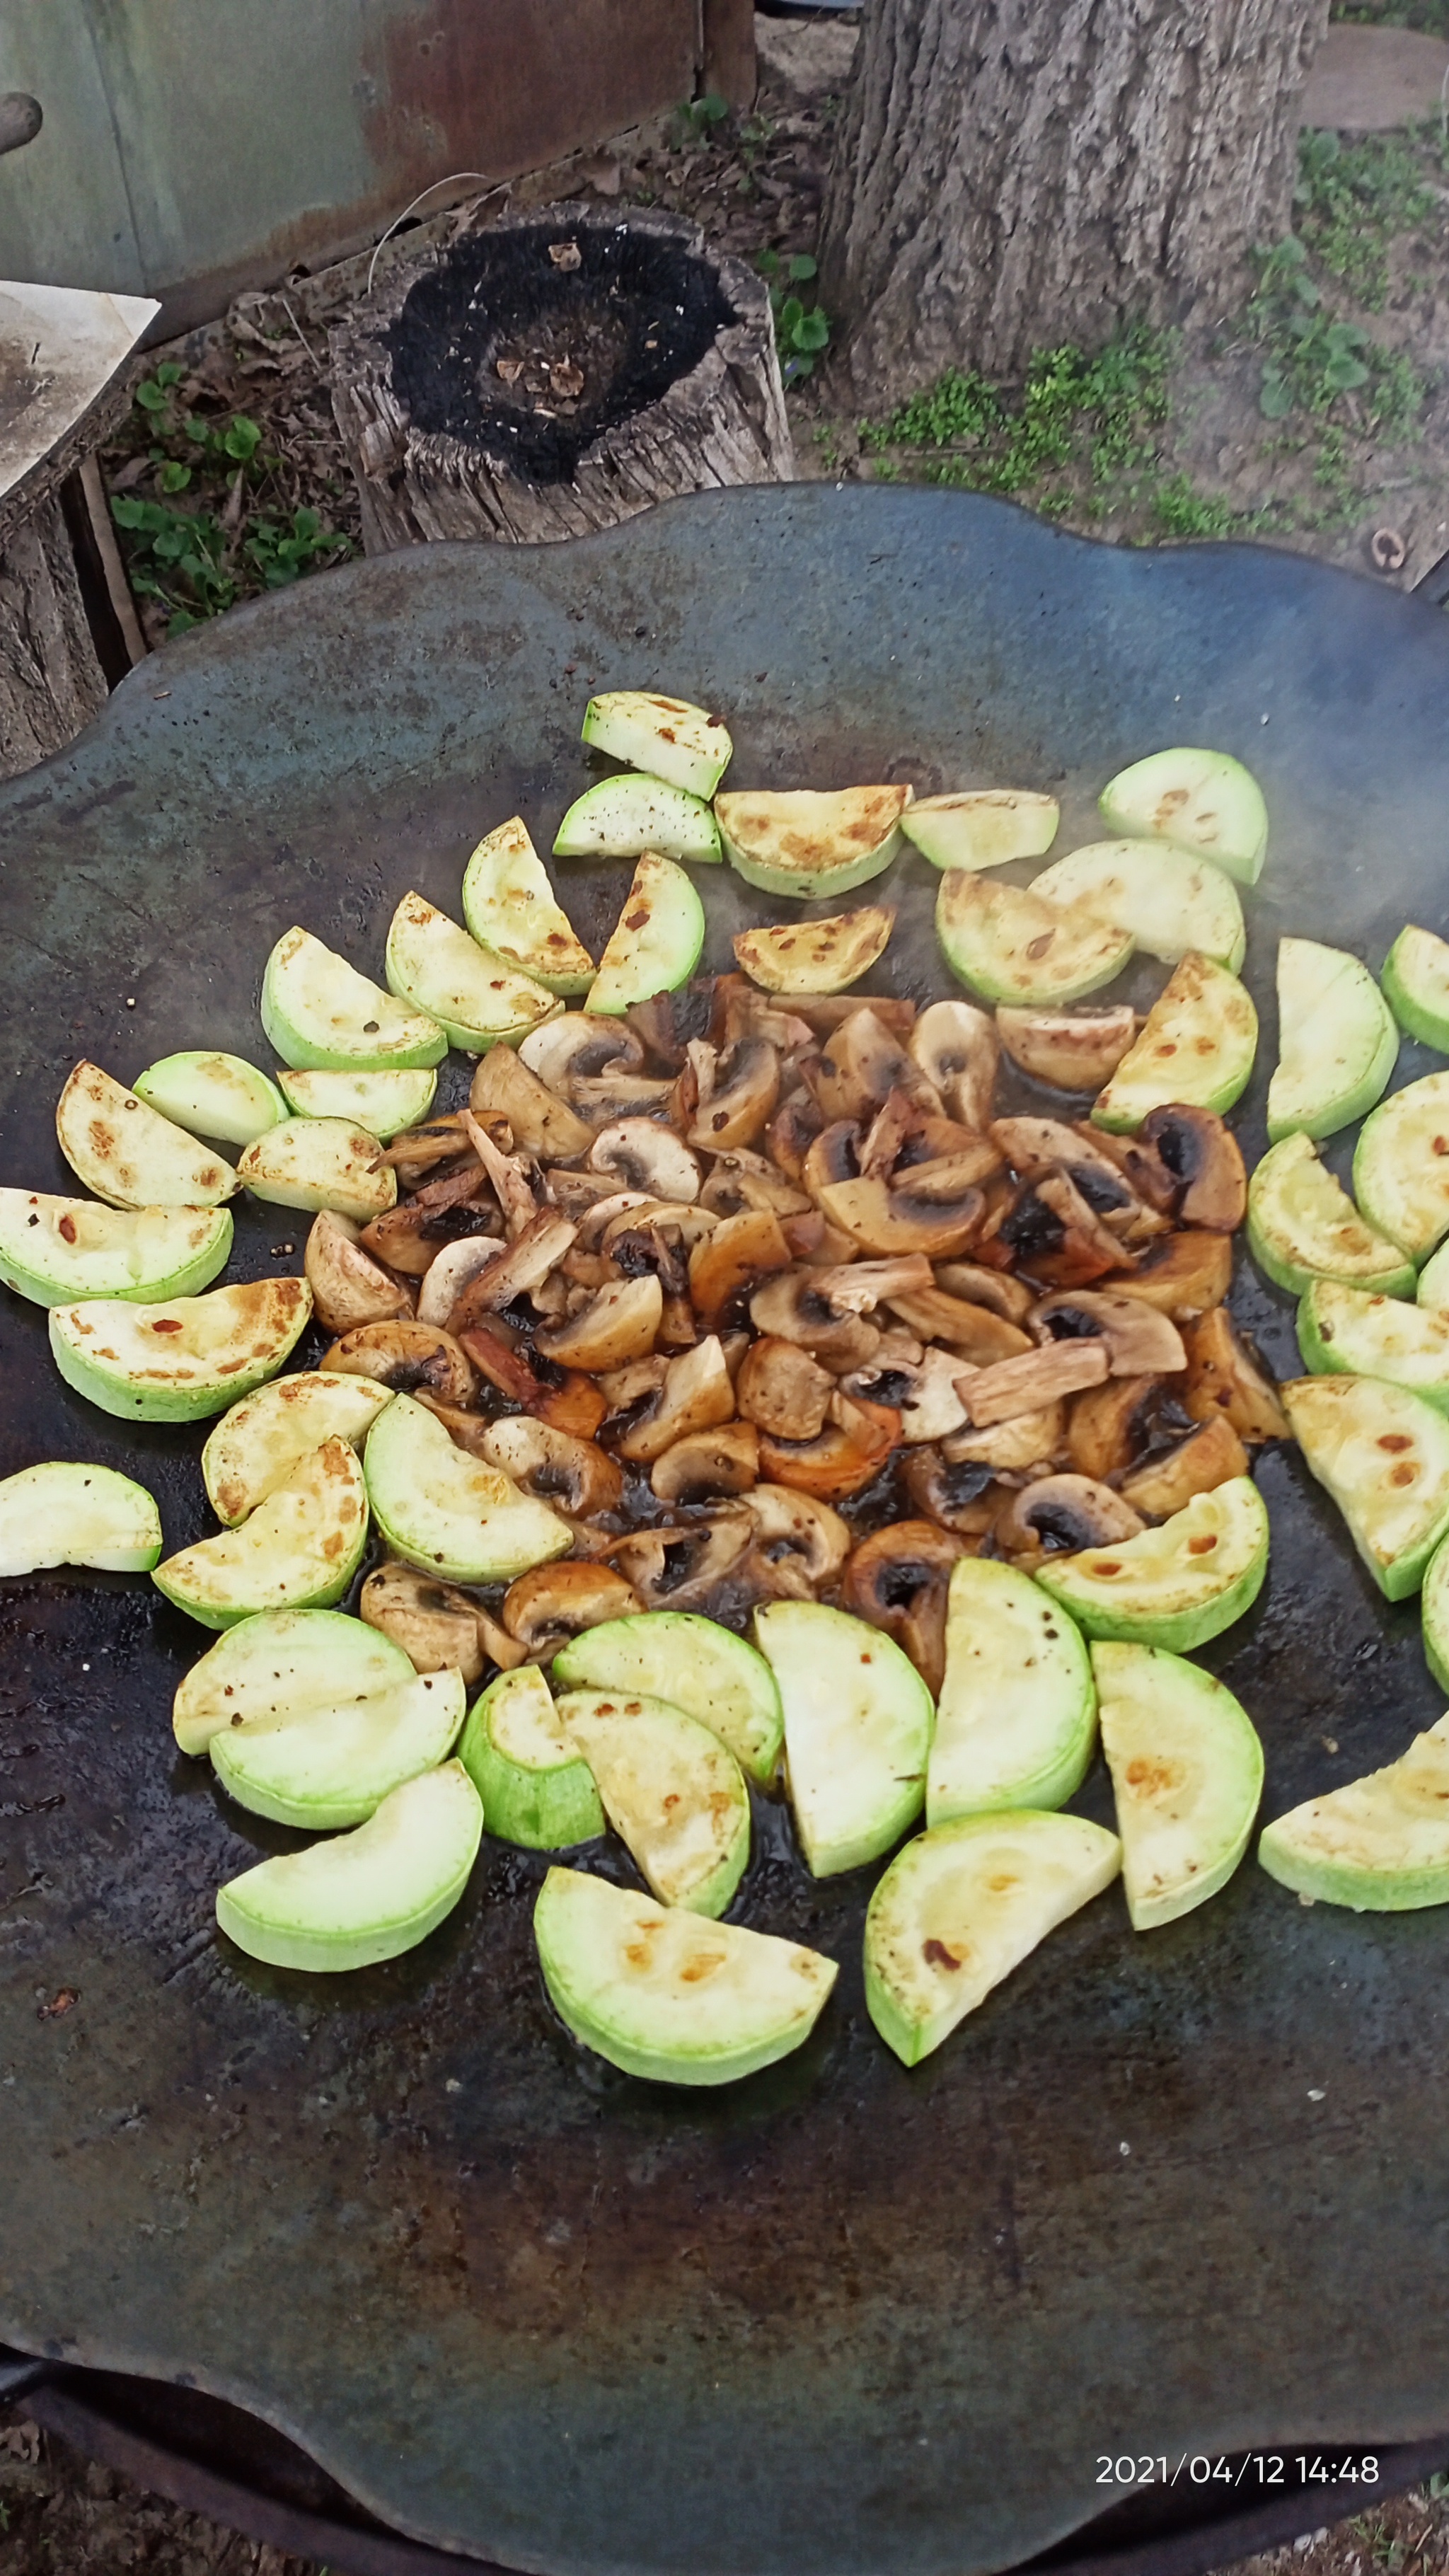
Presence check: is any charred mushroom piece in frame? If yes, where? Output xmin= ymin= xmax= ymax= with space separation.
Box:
xmin=1119 ymin=1414 xmax=1250 ymax=1516
xmin=995 ymin=1003 xmax=1138 ymax=1092
xmin=415 ymin=1233 xmax=522 ymax=1329
xmin=412 ymin=1393 xmax=501 ymax=1457
xmin=589 ymin=1117 xmax=700 ymax=1202
xmin=304 ymin=1210 xmax=412 ymax=1334
xmin=687 ymin=1037 xmax=780 ymax=1153
xmin=814 ymin=1007 xmax=942 ymax=1124
xmin=1114 ymin=1230 xmax=1232 ymax=1320
xmin=1032 ymin=1288 xmax=1187 ymax=1377
xmin=841 ymin=1520 xmax=969 ymax=1696
xmin=1066 ymin=1375 xmax=1165 ymax=1481
xmin=442 ymin=1210 xmax=579 ymax=1334
xmin=478 ymin=1416 xmax=623 ymax=1516
xmin=529 ymin=1366 xmax=607 ymax=1441
xmin=625 ymin=994 xmax=685 ymax=1072
xmin=376 ymin=1116 xmax=471 ymax=1177
xmin=956 ymin=1338 xmax=1109 ymax=1426
xmin=766 ymin=1090 xmax=825 ymax=1182
xmin=995 ymin=1475 xmax=1146 ymax=1558
xmin=802 ymin=1119 xmax=862 ymax=1202
xmin=570 ymin=1073 xmax=679 ymax=1126
xmin=651 ymin=1421 xmax=761 ymax=1503
xmin=843 ymin=1344 xmax=971 ymax=1443
xmin=601 ymin=1199 xmax=719 ymax=1257
xmin=886 ymin=1286 xmax=1032 ymax=1365
xmin=737 ymin=1335 xmax=835 ymax=1442
xmin=322 ymin=1319 xmax=477 ymax=1407
xmin=942 ymin=1404 xmax=1067 ymax=1475
xmin=536 ymin=1274 xmax=663 ymax=1372
xmin=901 ymin=1446 xmax=999 ymax=1536
xmin=934 ymin=1261 xmax=1035 ymax=1324
xmin=610 ymin=1512 xmax=756 ymax=1610
xmin=543 ymin=1169 xmax=622 ymax=1218
xmin=783 ymin=1211 xmax=862 ymax=1266
xmin=700 ymin=1148 xmax=812 ymax=1220
xmin=748 ymin=1269 xmax=882 ymax=1372
xmin=454 ymin=1322 xmax=544 ymax=1407
xmin=744 ymin=1483 xmax=851 ymax=1595
xmin=519 ymin=1014 xmax=644 ymax=1090
xmin=470 ymin=1044 xmax=594 ymax=1163
xmin=910 ymin=999 xmax=1000 ymax=1131
xmin=613 ymin=1334 xmax=737 ymax=1465
xmin=758 ymin=1390 xmax=899 ymax=1501
xmin=818 ymin=1155 xmax=989 ymax=1260
xmin=361 ymin=1193 xmax=497 ymax=1279
xmin=359 ymin=1561 xmax=489 ymax=1682
xmin=991 ymin=1116 xmax=1150 ymax=1220
xmin=688 ymin=1207 xmax=792 ymax=1329
xmin=1138 ymin=1105 xmax=1247 ymax=1232
xmin=502 ymin=1560 xmax=644 ymax=1657
xmin=1182 ymin=1307 xmax=1291 ymax=1443
xmin=981 ymin=1171 xmax=1134 ymax=1290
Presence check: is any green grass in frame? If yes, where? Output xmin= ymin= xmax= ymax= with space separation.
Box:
xmin=858 ymin=325 xmax=1176 ymax=512
xmin=1295 ymin=127 xmax=1436 ymax=308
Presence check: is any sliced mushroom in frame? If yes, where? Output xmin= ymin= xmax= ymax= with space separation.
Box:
xmin=758 ymin=1390 xmax=899 ymax=1501
xmin=589 ymin=1117 xmax=700 ymax=1201
xmin=613 ymin=1334 xmax=737 ymax=1465
xmin=766 ymin=1090 xmax=825 ymax=1182
xmin=1119 ymin=1414 xmax=1250 ymax=1517
xmin=322 ymin=1319 xmax=477 ymax=1406
xmin=1031 ymin=1288 xmax=1187 ymax=1377
xmin=478 ymin=1416 xmax=623 ymax=1515
xmin=688 ymin=1207 xmax=792 ymax=1329
xmin=991 ymin=1116 xmax=1150 ymax=1218
xmin=956 ymin=1337 xmax=1109 ymax=1426
xmin=535 ymin=1274 xmax=662 ymax=1372
xmin=901 ymin=1447 xmax=999 ymax=1536
xmin=687 ymin=1036 xmax=780 ymax=1153
xmin=531 ymin=1363 xmax=608 ymax=1440
xmin=625 ymin=993 xmax=686 ymax=1071
xmin=814 ymin=1007 xmax=942 ymax=1124
xmin=1066 ymin=1375 xmax=1165 ymax=1481
xmin=981 ymin=1171 xmax=1134 ymax=1290
xmin=841 ymin=1520 xmax=969 ymax=1696
xmin=601 ymin=1199 xmax=719 ymax=1257
xmin=1182 ymin=1307 xmax=1291 ymax=1443
xmin=995 ymin=1474 xmax=1146 ymax=1559
xmin=843 ymin=1344 xmax=971 ymax=1443
xmin=502 ymin=1560 xmax=643 ymax=1657
xmin=802 ymin=1119 xmax=862 ymax=1202
xmin=651 ymin=1421 xmax=761 ymax=1503
xmin=700 ymin=1148 xmax=812 ymax=1220
xmin=450 ymin=1323 xmax=539 ymax=1409
xmin=361 ymin=1194 xmax=499 ymax=1278
xmin=818 ymin=1158 xmax=988 ymax=1260
xmin=359 ymin=1561 xmax=488 ymax=1683
xmin=910 ymin=999 xmax=999 ymax=1131
xmin=784 ymin=1212 xmax=863 ymax=1266
xmin=710 ymin=973 xmax=816 ymax=1050
xmin=744 ymin=1483 xmax=851 ymax=1595
xmin=376 ymin=1115 xmax=471 ymax=1177
xmin=748 ymin=1269 xmax=882 ymax=1372
xmin=737 ymin=1336 xmax=835 ymax=1442
xmin=543 ymin=1168 xmax=623 ymax=1218
xmin=416 ymin=1233 xmax=516 ymax=1328
xmin=995 ymin=1003 xmax=1138 ymax=1092
xmin=1110 ymin=1230 xmax=1232 ymax=1320
xmin=886 ymin=1286 xmax=1032 ymax=1365
xmin=576 ymin=1190 xmax=654 ymax=1250
xmin=1137 ymin=1105 xmax=1247 ymax=1232
xmin=304 ymin=1210 xmax=412 ymax=1334
xmin=442 ymin=1209 xmax=579 ymax=1334
xmin=934 ymin=1260 xmax=1035 ymax=1324
xmin=519 ymin=1013 xmax=644 ymax=1089
xmin=942 ymin=1404 xmax=1067 ymax=1474
xmin=412 ymin=1393 xmax=501 ymax=1457
xmin=858 ymin=1086 xmax=921 ymax=1179
xmin=470 ymin=1043 xmax=594 ymax=1162
xmin=570 ymin=1073 xmax=679 ymax=1126
xmin=610 ymin=1511 xmax=757 ymax=1610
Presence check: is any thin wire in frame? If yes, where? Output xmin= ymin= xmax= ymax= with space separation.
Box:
xmin=1440 ymin=56 xmax=1448 ymax=148
xmin=364 ymin=171 xmax=506 ymax=297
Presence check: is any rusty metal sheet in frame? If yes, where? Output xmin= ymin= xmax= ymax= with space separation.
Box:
xmin=2 ymin=490 xmax=1449 ymax=2576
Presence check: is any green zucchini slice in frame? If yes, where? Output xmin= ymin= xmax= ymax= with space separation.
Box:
xmin=0 ymin=1192 xmax=233 ymax=1309
xmin=173 ymin=1606 xmax=414 ymax=1757
xmin=1093 ymin=1641 xmax=1263 ymax=1929
xmin=1266 ymin=937 xmax=1398 ymax=1143
xmin=1092 ymin=953 xmax=1257 ymax=1132
xmin=1031 ymin=841 xmax=1245 ymax=974
xmin=461 ymin=816 xmax=596 ymax=990
xmin=1281 ymin=1373 xmax=1449 ymax=1601
xmin=935 ymin=871 xmax=1133 ymax=1007
xmin=1419 ymin=1237 xmax=1449 ymax=1312
xmin=716 ymin=786 xmax=913 ymax=899
xmin=1098 ymin=747 xmax=1268 ymax=886
xmin=585 ymin=852 xmax=706 ymax=1015
xmin=1354 ymin=1072 xmax=1449 ymax=1263
xmin=363 ymin=1391 xmax=570 ymax=1583
xmin=56 ymin=1062 xmax=237 ymax=1210
xmin=237 ymin=1116 xmax=396 ymax=1222
xmin=1421 ymin=1532 xmax=1449 ymax=1693
xmin=153 ymin=1436 xmax=369 ymax=1628
xmin=928 ymin=1556 xmax=1096 ymax=1824
xmin=50 ymin=1276 xmax=313 ymax=1423
xmin=385 ymin=891 xmax=560 ymax=1053
xmin=133 ymin=1051 xmax=287 ymax=1147
xmin=732 ymin=905 xmax=894 ymax=995
xmin=217 ymin=1760 xmax=483 ymax=1972
xmin=1035 ymin=1475 xmax=1269 ymax=1648
xmin=1297 ymin=1279 xmax=1449 ymax=1411
xmin=555 ymin=1687 xmax=750 ymax=1917
xmin=1382 ymin=923 xmax=1449 ymax=1052
xmin=276 ymin=1067 xmax=437 ymax=1138
xmin=863 ymin=1811 xmax=1121 ymax=2065
xmin=261 ymin=925 xmax=446 ymax=1073
xmin=0 ymin=1460 xmax=161 ymax=1578
xmin=211 ymin=1664 xmax=466 ymax=1830
xmin=752 ymin=1599 xmax=934 ymax=1876
xmin=459 ymin=1663 xmax=604 ymax=1849
xmin=533 ymin=1864 xmax=836 ymax=2084
xmin=899 ymin=789 xmax=1058 ymax=872
xmin=1259 ymin=1714 xmax=1449 ymax=1910
xmin=202 ymin=1369 xmax=393 ymax=1525
xmin=581 ymin=690 xmax=732 ymax=798
xmin=1247 ymin=1133 xmax=1416 ymax=1297
xmin=552 ymin=1610 xmax=783 ymax=1783
xmin=553 ymin=774 xmax=722 ymax=865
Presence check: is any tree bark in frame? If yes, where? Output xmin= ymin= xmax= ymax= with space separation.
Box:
xmin=0 ymin=492 xmax=108 ymax=782
xmin=821 ymin=0 xmax=1329 ymax=406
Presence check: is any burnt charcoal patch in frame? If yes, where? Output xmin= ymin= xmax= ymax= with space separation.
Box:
xmin=386 ymin=221 xmax=737 ymax=485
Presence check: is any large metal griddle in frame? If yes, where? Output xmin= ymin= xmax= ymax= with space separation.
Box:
xmin=4 ymin=486 xmax=1449 ymax=2576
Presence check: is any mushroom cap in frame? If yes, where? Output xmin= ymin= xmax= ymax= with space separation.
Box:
xmin=612 ymin=1334 xmax=737 ymax=1465
xmin=819 ymin=1162 xmax=986 ymax=1260
xmin=842 ymin=1344 xmax=971 ymax=1443
xmin=519 ymin=1013 xmax=645 ymax=1088
xmin=1119 ymin=1411 xmax=1249 ymax=1516
xmin=687 ymin=1036 xmax=781 ymax=1154
xmin=470 ymin=1043 xmax=593 ymax=1163
xmin=841 ymin=1519 xmax=969 ymax=1694
xmin=748 ymin=1269 xmax=882 ymax=1371
xmin=737 ymin=1334 xmax=835 ymax=1442
xmin=1138 ymin=1104 xmax=1247 ymax=1232
xmin=746 ymin=1482 xmax=851 ymax=1588
xmin=901 ymin=1445 xmax=1000 ymax=1535
xmin=321 ymin=1318 xmax=477 ymax=1407
xmin=700 ymin=1148 xmax=812 ymax=1220
xmin=650 ymin=1421 xmax=761 ymax=1503
xmin=304 ymin=1209 xmax=412 ymax=1334
xmin=610 ymin=1511 xmax=756 ymax=1610
xmin=536 ymin=1274 xmax=664 ymax=1372
xmin=416 ymin=1233 xmax=513 ymax=1327
xmin=994 ymin=1474 xmax=1146 ymax=1558
xmin=589 ymin=1117 xmax=701 ymax=1202
xmin=995 ymin=1003 xmax=1138 ymax=1092
xmin=814 ymin=1006 xmax=942 ymax=1124
xmin=1031 ymin=1286 xmax=1187 ymax=1376
xmin=757 ymin=1390 xmax=899 ymax=1500
xmin=910 ymin=998 xmax=999 ymax=1130
xmin=1116 ymin=1229 xmax=1233 ymax=1319
xmin=688 ymin=1207 xmax=792 ymax=1330
xmin=359 ymin=1560 xmax=486 ymax=1683
xmin=478 ymin=1415 xmax=623 ymax=1516
xmin=1181 ymin=1306 xmax=1290 ymax=1443
xmin=502 ymin=1559 xmax=643 ymax=1653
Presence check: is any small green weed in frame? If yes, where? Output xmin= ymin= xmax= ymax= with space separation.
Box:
xmin=1247 ymin=235 xmax=1425 ymax=434
xmin=678 ymin=92 xmax=729 ymax=141
xmin=860 ymin=326 xmax=1176 ymax=512
xmin=1295 ymin=127 xmax=1435 ymax=307
xmin=110 ymin=494 xmax=350 ymax=635
xmin=756 ymin=250 xmax=831 ymax=381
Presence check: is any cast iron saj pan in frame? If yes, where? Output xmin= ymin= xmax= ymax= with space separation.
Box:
xmin=2 ymin=487 xmax=1449 ymax=2576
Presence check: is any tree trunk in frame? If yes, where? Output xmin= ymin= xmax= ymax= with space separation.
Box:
xmin=821 ymin=0 xmax=1329 ymax=406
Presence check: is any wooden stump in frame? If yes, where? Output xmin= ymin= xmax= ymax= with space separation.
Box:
xmin=328 ymin=202 xmax=793 ymax=552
